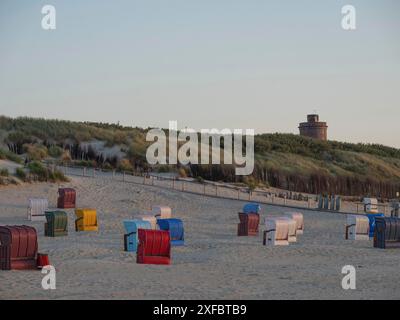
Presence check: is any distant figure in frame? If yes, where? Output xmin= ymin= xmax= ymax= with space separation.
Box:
xmin=299 ymin=114 xmax=328 ymax=141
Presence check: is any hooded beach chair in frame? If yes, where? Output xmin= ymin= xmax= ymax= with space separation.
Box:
xmin=57 ymin=188 xmax=76 ymax=209
xmin=136 ymin=229 xmax=171 ymax=265
xmin=367 ymin=213 xmax=385 ymax=238
xmin=0 ymin=226 xmax=38 ymax=270
xmin=278 ymin=217 xmax=297 ymax=242
xmin=242 ymin=203 xmax=261 ymax=214
xmin=237 ymin=213 xmax=260 ymax=236
xmin=363 ymin=198 xmax=379 ymax=214
xmin=285 ymin=212 xmax=304 ymax=235
xmin=123 ymin=220 xmax=152 ymax=252
xmin=263 ymin=217 xmax=290 ymax=246
xmin=75 ymin=209 xmax=98 ymax=232
xmin=152 ymin=206 xmax=172 ymax=219
xmin=374 ymin=217 xmax=400 ymax=249
xmin=157 ymin=218 xmax=184 ymax=246
xmin=27 ymin=198 xmax=48 ymax=221
xmin=44 ymin=211 xmax=68 ymax=237
xmin=345 ymin=215 xmax=370 ymax=240
xmin=136 ymin=214 xmax=158 ymax=230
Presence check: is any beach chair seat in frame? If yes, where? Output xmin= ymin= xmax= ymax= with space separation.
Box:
xmin=137 ymin=229 xmax=171 ymax=265
xmin=123 ymin=219 xmax=152 ymax=252
xmin=157 ymin=218 xmax=184 ymax=246
xmin=152 ymin=206 xmax=172 ymax=219
xmin=285 ymin=212 xmax=304 ymax=235
xmin=136 ymin=215 xmax=158 ymax=230
xmin=237 ymin=213 xmax=259 ymax=236
xmin=346 ymin=215 xmax=370 ymax=240
xmin=75 ymin=209 xmax=98 ymax=232
xmin=366 ymin=213 xmax=385 ymax=238
xmin=57 ymin=188 xmax=76 ymax=209
xmin=242 ymin=203 xmax=261 ymax=214
xmin=374 ymin=217 xmax=400 ymax=249
xmin=0 ymin=226 xmax=38 ymax=270
xmin=263 ymin=217 xmax=289 ymax=246
xmin=27 ymin=198 xmax=48 ymax=221
xmin=44 ymin=211 xmax=68 ymax=237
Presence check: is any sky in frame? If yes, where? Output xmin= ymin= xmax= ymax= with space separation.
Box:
xmin=0 ymin=0 xmax=399 ymax=147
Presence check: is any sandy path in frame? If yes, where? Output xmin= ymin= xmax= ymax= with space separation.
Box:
xmin=0 ymin=176 xmax=399 ymax=300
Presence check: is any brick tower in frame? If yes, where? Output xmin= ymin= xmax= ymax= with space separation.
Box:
xmin=298 ymin=114 xmax=328 ymax=141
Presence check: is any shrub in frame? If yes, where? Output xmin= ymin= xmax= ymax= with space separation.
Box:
xmin=0 ymin=168 xmax=9 ymax=177
xmin=196 ymin=176 xmax=205 ymax=184
xmin=25 ymin=144 xmax=48 ymax=161
xmin=26 ymin=161 xmax=69 ymax=182
xmin=27 ymin=161 xmax=48 ymax=181
xmin=15 ymin=167 xmax=26 ymax=180
xmin=61 ymin=150 xmax=72 ymax=162
xmin=48 ymin=145 xmax=63 ymax=158
xmin=0 ymin=148 xmax=23 ymax=164
xmin=243 ymin=176 xmax=258 ymax=192
xmin=118 ymin=159 xmax=133 ymax=172
xmin=178 ymin=167 xmax=187 ymax=178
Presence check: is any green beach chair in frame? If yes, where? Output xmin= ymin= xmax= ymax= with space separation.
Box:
xmin=44 ymin=211 xmax=68 ymax=237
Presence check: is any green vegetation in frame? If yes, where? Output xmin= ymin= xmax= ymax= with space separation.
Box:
xmin=48 ymin=145 xmax=63 ymax=158
xmin=25 ymin=161 xmax=69 ymax=183
xmin=0 ymin=168 xmax=9 ymax=177
xmin=1 ymin=115 xmax=400 ymax=197
xmin=0 ymin=147 xmax=23 ymax=163
xmin=15 ymin=167 xmax=26 ymax=180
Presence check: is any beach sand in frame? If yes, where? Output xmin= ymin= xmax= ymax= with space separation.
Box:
xmin=0 ymin=175 xmax=399 ymax=300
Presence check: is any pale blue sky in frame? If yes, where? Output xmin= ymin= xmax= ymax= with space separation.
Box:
xmin=0 ymin=0 xmax=399 ymax=147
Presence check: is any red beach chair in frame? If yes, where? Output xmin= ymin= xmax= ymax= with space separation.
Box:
xmin=0 ymin=226 xmax=38 ymax=270
xmin=237 ymin=213 xmax=260 ymax=236
xmin=137 ymin=229 xmax=171 ymax=265
xmin=57 ymin=188 xmax=76 ymax=209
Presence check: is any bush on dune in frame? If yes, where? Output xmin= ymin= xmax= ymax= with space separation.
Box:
xmin=26 ymin=161 xmax=69 ymax=183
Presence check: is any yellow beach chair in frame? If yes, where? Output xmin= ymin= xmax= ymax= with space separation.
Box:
xmin=75 ymin=209 xmax=98 ymax=232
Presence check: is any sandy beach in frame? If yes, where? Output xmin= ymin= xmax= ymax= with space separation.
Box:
xmin=1 ymin=175 xmax=400 ymax=300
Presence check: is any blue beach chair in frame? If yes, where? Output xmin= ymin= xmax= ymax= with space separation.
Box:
xmin=157 ymin=218 xmax=184 ymax=246
xmin=367 ymin=213 xmax=385 ymax=238
xmin=242 ymin=203 xmax=261 ymax=214
xmin=123 ymin=220 xmax=152 ymax=252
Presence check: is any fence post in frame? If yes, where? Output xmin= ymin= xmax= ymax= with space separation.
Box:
xmin=83 ymin=167 xmax=86 ymax=177
xmin=284 ymin=195 xmax=287 ymax=206
xmin=93 ymin=168 xmax=95 ymax=178
xmin=203 ymin=184 xmax=206 ymax=195
xmin=123 ymin=171 xmax=125 ymax=182
xmin=112 ymin=170 xmax=115 ymax=180
xmin=238 ymin=189 xmax=240 ymax=200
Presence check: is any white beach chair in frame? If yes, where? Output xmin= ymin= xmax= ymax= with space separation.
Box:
xmin=278 ymin=217 xmax=297 ymax=242
xmin=285 ymin=212 xmax=304 ymax=235
xmin=27 ymin=198 xmax=48 ymax=221
xmin=136 ymin=214 xmax=158 ymax=230
xmin=152 ymin=206 xmax=172 ymax=219
xmin=363 ymin=198 xmax=379 ymax=214
xmin=263 ymin=217 xmax=290 ymax=246
xmin=345 ymin=215 xmax=370 ymax=240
